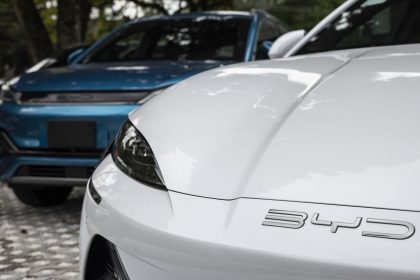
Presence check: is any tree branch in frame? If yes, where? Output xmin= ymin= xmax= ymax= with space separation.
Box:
xmin=11 ymin=0 xmax=55 ymax=62
xmin=129 ymin=0 xmax=169 ymax=15
xmin=174 ymin=0 xmax=233 ymax=14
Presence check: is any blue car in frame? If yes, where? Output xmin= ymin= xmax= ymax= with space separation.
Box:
xmin=0 ymin=11 xmax=288 ymax=206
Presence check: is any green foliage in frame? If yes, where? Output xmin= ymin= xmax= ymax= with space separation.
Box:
xmin=34 ymin=0 xmax=58 ymax=43
xmin=89 ymin=0 xmax=124 ymax=37
xmin=275 ymin=0 xmax=344 ymax=29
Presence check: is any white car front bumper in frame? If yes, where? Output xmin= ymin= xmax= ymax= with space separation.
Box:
xmin=80 ymin=155 xmax=420 ymax=280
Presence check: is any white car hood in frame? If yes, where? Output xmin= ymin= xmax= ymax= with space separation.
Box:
xmin=130 ymin=44 xmax=420 ymax=211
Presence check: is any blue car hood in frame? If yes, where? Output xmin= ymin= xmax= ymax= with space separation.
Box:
xmin=15 ymin=61 xmax=223 ymax=92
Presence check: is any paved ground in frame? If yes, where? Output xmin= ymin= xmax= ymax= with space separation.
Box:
xmin=0 ymin=184 xmax=83 ymax=280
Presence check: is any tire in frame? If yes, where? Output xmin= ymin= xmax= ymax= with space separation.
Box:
xmin=11 ymin=185 xmax=73 ymax=207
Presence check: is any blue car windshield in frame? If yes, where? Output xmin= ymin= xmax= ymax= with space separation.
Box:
xmin=298 ymin=0 xmax=420 ymax=54
xmin=85 ymin=16 xmax=251 ymax=63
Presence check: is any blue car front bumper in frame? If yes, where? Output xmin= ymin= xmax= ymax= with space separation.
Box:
xmin=0 ymin=102 xmax=137 ymax=186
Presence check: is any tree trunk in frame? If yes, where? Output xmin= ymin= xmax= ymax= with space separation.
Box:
xmin=78 ymin=0 xmax=92 ymax=44
xmin=57 ymin=0 xmax=91 ymax=51
xmin=11 ymin=0 xmax=54 ymax=63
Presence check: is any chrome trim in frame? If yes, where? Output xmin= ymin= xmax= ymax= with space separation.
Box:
xmin=362 ymin=219 xmax=416 ymax=240
xmin=310 ymin=213 xmax=332 ymax=226
xmin=262 ymin=209 xmax=416 ymax=240
xmin=330 ymin=217 xmax=362 ymax=233
xmin=262 ymin=209 xmax=308 ymax=229
xmin=311 ymin=213 xmax=362 ymax=233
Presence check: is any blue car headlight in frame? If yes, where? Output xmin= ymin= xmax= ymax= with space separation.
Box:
xmin=0 ymin=78 xmax=21 ymax=104
xmin=0 ymin=88 xmax=20 ymax=103
xmin=112 ymin=120 xmax=166 ymax=189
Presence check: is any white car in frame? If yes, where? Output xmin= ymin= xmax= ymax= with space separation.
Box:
xmin=80 ymin=0 xmax=420 ymax=279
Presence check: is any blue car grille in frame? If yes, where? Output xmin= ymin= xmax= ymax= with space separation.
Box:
xmin=15 ymin=165 xmax=94 ymax=178
xmin=19 ymin=91 xmax=150 ymax=104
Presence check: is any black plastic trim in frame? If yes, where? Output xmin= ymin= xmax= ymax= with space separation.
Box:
xmin=20 ymin=91 xmax=150 ymax=104
xmin=85 ymin=235 xmax=130 ymax=280
xmin=88 ymin=179 xmax=101 ymax=204
xmin=9 ymin=176 xmax=88 ymax=187
xmin=107 ymin=240 xmax=130 ymax=280
xmin=0 ymin=130 xmax=102 ymax=157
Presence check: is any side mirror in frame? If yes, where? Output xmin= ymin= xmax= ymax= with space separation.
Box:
xmin=268 ymin=30 xmax=305 ymax=59
xmin=67 ymin=48 xmax=85 ymax=65
xmin=256 ymin=40 xmax=274 ymax=60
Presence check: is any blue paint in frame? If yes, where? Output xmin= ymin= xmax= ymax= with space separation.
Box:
xmin=0 ymin=102 xmax=137 ymax=149
xmin=15 ymin=61 xmax=223 ymax=93
xmin=0 ymin=156 xmax=98 ymax=181
xmin=0 ymin=11 xmax=278 ymax=184
xmin=245 ymin=11 xmax=262 ymax=62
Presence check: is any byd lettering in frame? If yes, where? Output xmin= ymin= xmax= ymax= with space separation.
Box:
xmin=262 ymin=209 xmax=416 ymax=240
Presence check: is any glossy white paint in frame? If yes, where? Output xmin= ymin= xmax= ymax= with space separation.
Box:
xmin=268 ymin=30 xmax=305 ymax=59
xmin=130 ymin=53 xmax=349 ymax=199
xmin=80 ymin=1 xmax=420 ymax=276
xmin=244 ymin=44 xmax=420 ymax=211
xmin=129 ymin=44 xmax=420 ymax=211
xmin=80 ymin=156 xmax=420 ymax=279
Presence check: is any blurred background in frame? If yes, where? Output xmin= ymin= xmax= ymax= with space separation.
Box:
xmin=0 ymin=0 xmax=344 ymax=80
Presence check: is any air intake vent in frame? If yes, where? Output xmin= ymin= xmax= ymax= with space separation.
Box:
xmin=85 ymin=236 xmax=130 ymax=280
xmin=15 ymin=165 xmax=94 ymax=178
xmin=20 ymin=91 xmax=150 ymax=104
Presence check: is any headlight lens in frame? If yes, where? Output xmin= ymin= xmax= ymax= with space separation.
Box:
xmin=0 ymin=80 xmax=21 ymax=104
xmin=0 ymin=89 xmax=20 ymax=103
xmin=112 ymin=121 xmax=165 ymax=189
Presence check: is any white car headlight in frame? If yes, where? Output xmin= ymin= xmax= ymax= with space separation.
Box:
xmin=112 ymin=121 xmax=166 ymax=189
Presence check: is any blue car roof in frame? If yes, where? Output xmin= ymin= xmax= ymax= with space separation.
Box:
xmin=122 ymin=11 xmax=256 ymax=29
xmin=129 ymin=11 xmax=255 ymax=24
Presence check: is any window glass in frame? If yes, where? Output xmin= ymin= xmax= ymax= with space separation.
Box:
xmin=88 ymin=17 xmax=251 ymax=63
xmin=256 ymin=19 xmax=288 ymax=60
xmin=298 ymin=0 xmax=420 ymax=54
xmin=93 ymin=32 xmax=145 ymax=62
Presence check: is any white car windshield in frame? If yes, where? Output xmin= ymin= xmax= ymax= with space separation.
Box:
xmin=298 ymin=0 xmax=420 ymax=54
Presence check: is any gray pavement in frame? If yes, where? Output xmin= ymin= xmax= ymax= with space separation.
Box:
xmin=0 ymin=184 xmax=83 ymax=280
